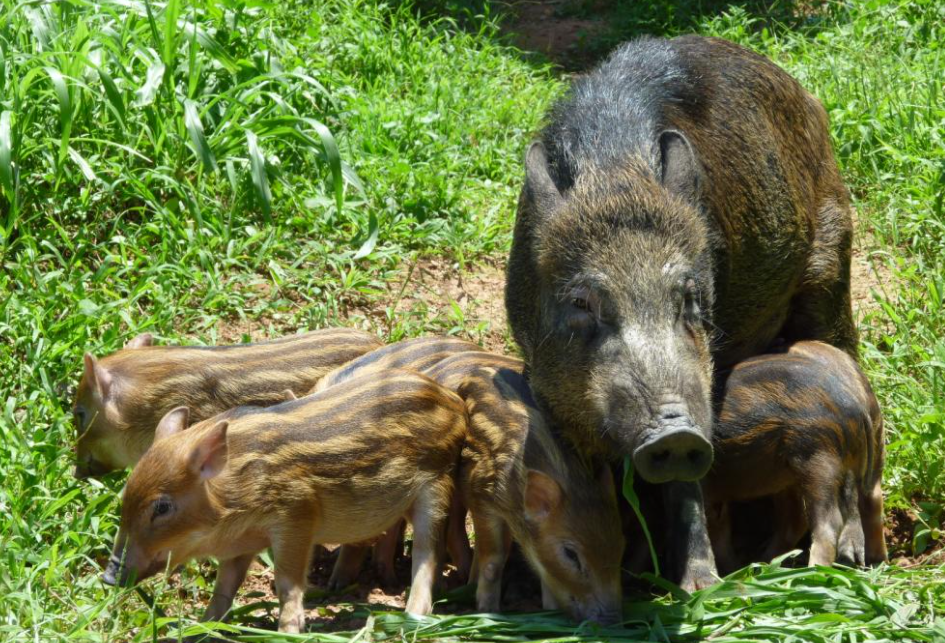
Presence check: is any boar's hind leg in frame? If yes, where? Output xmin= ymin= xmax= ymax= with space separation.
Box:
xmin=663 ymin=482 xmax=717 ymax=591
xmin=328 ymin=544 xmax=368 ymax=589
xmin=203 ymin=553 xmax=255 ymax=623
xmin=272 ymin=528 xmax=315 ymax=633
xmin=405 ymin=478 xmax=453 ymax=616
xmin=469 ymin=508 xmax=510 ymax=613
xmin=781 ymin=200 xmax=858 ymax=357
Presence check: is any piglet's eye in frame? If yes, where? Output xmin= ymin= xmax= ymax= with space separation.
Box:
xmin=151 ymin=497 xmax=174 ymax=521
xmin=562 ymin=545 xmax=583 ymax=572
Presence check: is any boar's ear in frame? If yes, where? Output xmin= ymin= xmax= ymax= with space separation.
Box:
xmin=124 ymin=333 xmax=153 ymax=349
xmin=658 ymin=130 xmax=701 ymax=204
xmin=524 ymin=470 xmax=563 ymax=523
xmin=155 ymin=407 xmax=189 ymax=442
xmin=84 ymin=353 xmax=114 ymax=398
xmin=189 ymin=421 xmax=229 ymax=480
xmin=524 ymin=142 xmax=565 ymax=218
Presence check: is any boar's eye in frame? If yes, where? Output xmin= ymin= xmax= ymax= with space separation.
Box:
xmin=151 ymin=496 xmax=174 ymax=521
xmin=681 ymin=279 xmax=701 ymax=323
xmin=561 ymin=544 xmax=584 ymax=573
xmin=73 ymin=408 xmax=86 ymax=431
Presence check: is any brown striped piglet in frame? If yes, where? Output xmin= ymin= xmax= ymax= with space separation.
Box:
xmin=704 ymin=341 xmax=886 ymax=572
xmin=431 ymin=352 xmax=624 ymax=624
xmin=73 ymin=328 xmax=381 ymax=477
xmin=102 ymin=370 xmax=467 ymax=633
xmin=313 ymin=336 xmax=483 ymax=588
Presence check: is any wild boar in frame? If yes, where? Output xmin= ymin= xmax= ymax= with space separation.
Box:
xmin=704 ymin=341 xmax=886 ymax=571
xmin=73 ymin=328 xmax=381 ymax=477
xmin=506 ymin=35 xmax=857 ymax=589
xmin=102 ymin=370 xmax=467 ymax=633
xmin=430 ymin=352 xmax=624 ymax=624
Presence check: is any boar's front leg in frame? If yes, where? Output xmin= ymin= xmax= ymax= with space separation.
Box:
xmin=204 ymin=553 xmax=255 ymax=623
xmin=272 ymin=527 xmax=315 ymax=633
xmin=663 ymin=481 xmax=717 ymax=591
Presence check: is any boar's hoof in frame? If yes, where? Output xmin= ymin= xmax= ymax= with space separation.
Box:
xmin=632 ymin=427 xmax=712 ymax=484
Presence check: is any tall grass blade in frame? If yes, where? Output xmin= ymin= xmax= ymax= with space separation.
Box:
xmin=0 ymin=111 xmax=13 ymax=201
xmin=353 ymin=212 xmax=379 ymax=259
xmin=303 ymin=117 xmax=346 ymax=212
xmin=134 ymin=55 xmax=165 ymax=107
xmin=183 ymin=99 xmax=217 ymax=173
xmin=622 ymin=457 xmax=660 ymax=576
xmin=246 ymin=130 xmax=272 ymax=222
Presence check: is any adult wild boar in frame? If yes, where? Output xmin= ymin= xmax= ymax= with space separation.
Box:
xmin=506 ymin=35 xmax=856 ymax=589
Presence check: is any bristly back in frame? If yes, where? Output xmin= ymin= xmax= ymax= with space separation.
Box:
xmin=541 ymin=36 xmax=711 ymax=192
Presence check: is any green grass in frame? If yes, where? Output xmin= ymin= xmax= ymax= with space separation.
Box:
xmin=1 ymin=0 xmax=944 ymax=640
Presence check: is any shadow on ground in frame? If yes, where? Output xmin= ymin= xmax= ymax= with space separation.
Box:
xmin=405 ymin=0 xmax=833 ymax=70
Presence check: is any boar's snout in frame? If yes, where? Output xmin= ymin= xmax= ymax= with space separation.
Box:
xmin=632 ymin=409 xmax=712 ymax=483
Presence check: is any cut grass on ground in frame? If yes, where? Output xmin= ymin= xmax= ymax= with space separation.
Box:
xmin=1 ymin=0 xmax=944 ymax=641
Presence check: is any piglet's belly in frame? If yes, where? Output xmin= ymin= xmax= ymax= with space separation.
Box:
xmin=308 ymin=490 xmax=419 ymax=545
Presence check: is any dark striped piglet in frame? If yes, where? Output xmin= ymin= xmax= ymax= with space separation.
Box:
xmin=704 ymin=341 xmax=886 ymax=571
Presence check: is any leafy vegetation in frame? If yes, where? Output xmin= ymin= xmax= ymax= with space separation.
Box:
xmin=0 ymin=0 xmax=943 ymax=640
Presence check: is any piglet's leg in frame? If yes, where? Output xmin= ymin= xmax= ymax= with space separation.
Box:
xmin=328 ymin=545 xmax=368 ymax=589
xmin=272 ymin=529 xmax=315 ymax=634
xmin=801 ymin=457 xmax=843 ymax=567
xmin=446 ymin=493 xmax=472 ymax=583
xmin=706 ymin=501 xmax=738 ymax=575
xmin=836 ymin=472 xmax=866 ymax=566
xmin=405 ymin=481 xmax=451 ymax=616
xmin=203 ymin=553 xmax=255 ymax=623
xmin=373 ymin=519 xmax=405 ymax=588
xmin=759 ymin=489 xmax=808 ymax=563
xmin=469 ymin=509 xmax=510 ymax=613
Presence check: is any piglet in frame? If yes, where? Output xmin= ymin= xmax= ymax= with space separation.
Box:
xmin=102 ymin=370 xmax=466 ymax=633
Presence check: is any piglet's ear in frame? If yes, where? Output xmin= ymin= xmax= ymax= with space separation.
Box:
xmin=125 ymin=333 xmax=154 ymax=349
xmin=189 ymin=421 xmax=228 ymax=480
xmin=84 ymin=353 xmax=114 ymax=398
xmin=282 ymin=389 xmax=298 ymax=402
xmin=598 ymin=465 xmax=616 ymax=502
xmin=155 ymin=407 xmax=189 ymax=442
xmin=524 ymin=470 xmax=563 ymax=523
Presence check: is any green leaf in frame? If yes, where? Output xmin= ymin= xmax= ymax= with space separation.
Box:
xmin=163 ymin=0 xmax=182 ymax=71
xmin=134 ymin=57 xmax=165 ymax=108
xmin=353 ymin=212 xmax=379 ymax=259
xmin=96 ymin=64 xmax=125 ymax=127
xmin=302 ymin=117 xmax=346 ymax=213
xmin=67 ymin=147 xmax=98 ymax=183
xmin=183 ymin=99 xmax=217 ymax=173
xmin=0 ymin=111 xmax=13 ymax=200
xmin=622 ymin=457 xmax=660 ymax=576
xmin=246 ymin=131 xmax=272 ymax=222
